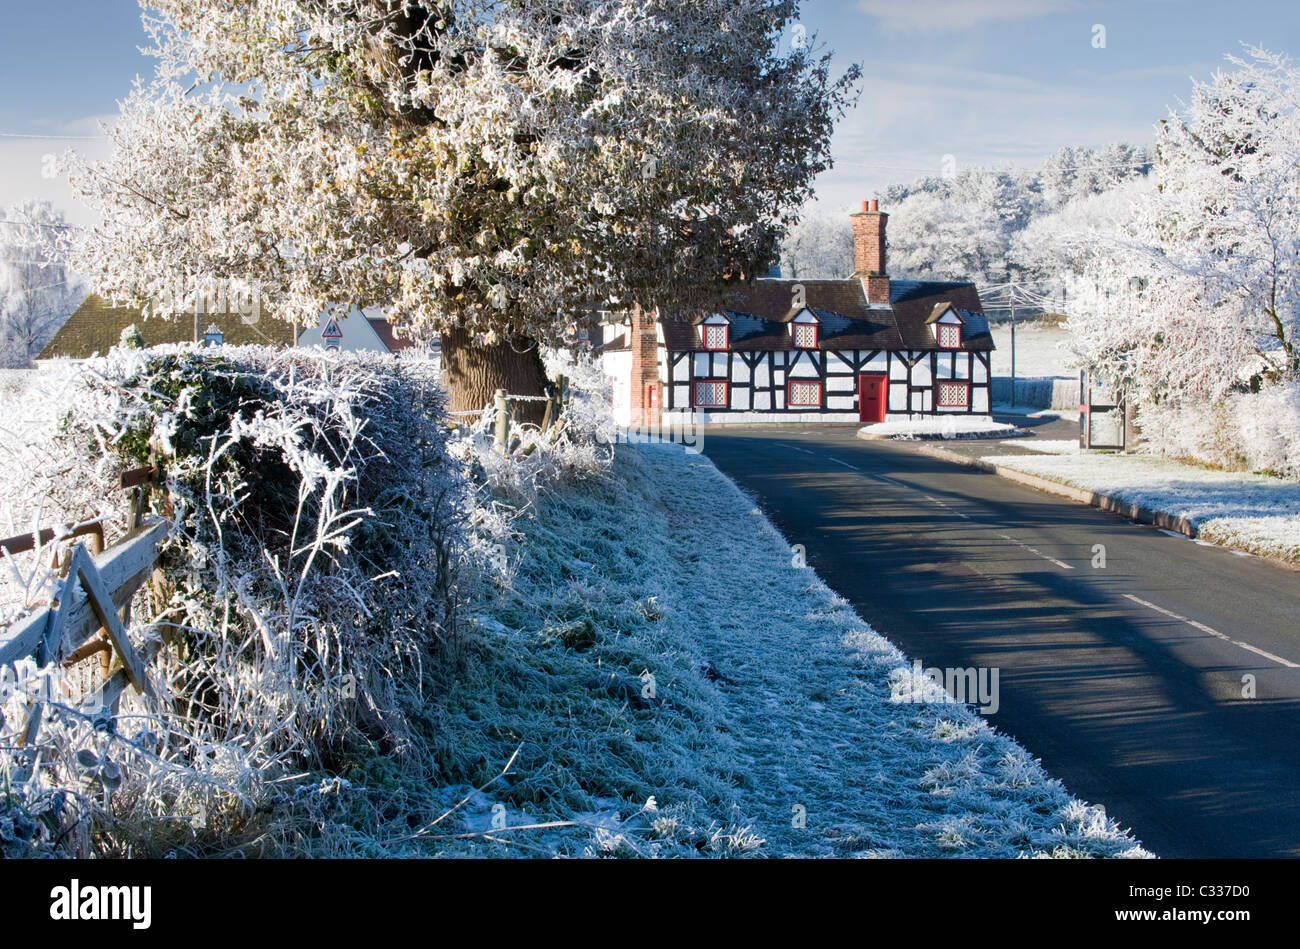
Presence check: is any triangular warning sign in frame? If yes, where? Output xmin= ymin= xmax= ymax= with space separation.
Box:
xmin=322 ymin=317 xmax=343 ymax=339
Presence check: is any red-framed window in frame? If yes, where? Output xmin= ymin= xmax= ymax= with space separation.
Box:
xmin=793 ymin=323 xmax=818 ymax=349
xmin=787 ymin=379 xmax=822 ymax=408
xmin=937 ymin=323 xmax=962 ymax=349
xmin=936 ymin=380 xmax=969 ymax=408
xmin=702 ymin=324 xmax=729 ymax=350
xmin=693 ymin=378 xmax=729 ymax=407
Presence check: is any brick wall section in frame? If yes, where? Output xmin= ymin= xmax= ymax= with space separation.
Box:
xmin=628 ymin=302 xmax=662 ymax=427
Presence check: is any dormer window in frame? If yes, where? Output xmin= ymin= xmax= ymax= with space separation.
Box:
xmin=703 ymin=324 xmax=729 ymax=350
xmin=937 ymin=323 xmax=961 ymax=349
xmin=793 ymin=323 xmax=818 ymax=349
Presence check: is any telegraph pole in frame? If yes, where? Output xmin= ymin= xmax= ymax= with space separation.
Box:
xmin=1009 ymin=288 xmax=1017 ymax=408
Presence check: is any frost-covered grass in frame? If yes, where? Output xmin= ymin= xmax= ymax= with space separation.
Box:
xmin=1003 ymin=439 xmax=1081 ymax=455
xmin=860 ymin=416 xmax=1022 ymax=440
xmin=982 ymin=451 xmax=1300 ymax=563
xmin=434 ymin=442 xmax=1150 ymax=857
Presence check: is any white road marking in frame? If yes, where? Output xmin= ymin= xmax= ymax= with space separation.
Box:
xmin=787 ymin=445 xmax=814 ymax=455
xmin=1123 ymin=593 xmax=1300 ymax=669
xmin=1158 ymin=529 xmax=1188 ymax=539
xmin=996 ymin=532 xmax=1075 ymax=570
xmin=827 ymin=456 xmax=860 ymax=471
xmin=920 ymin=492 xmax=973 ymax=519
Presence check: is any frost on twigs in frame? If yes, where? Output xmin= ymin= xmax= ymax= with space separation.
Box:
xmin=0 ymin=345 xmax=472 ymax=855
xmin=447 ymin=347 xmax=618 ymax=504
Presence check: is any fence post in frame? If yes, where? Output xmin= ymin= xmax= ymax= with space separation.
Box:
xmin=494 ymin=388 xmax=509 ymax=455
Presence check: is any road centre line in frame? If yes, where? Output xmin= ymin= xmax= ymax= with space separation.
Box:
xmin=1123 ymin=593 xmax=1300 ymax=669
xmin=996 ymin=532 xmax=1075 ymax=570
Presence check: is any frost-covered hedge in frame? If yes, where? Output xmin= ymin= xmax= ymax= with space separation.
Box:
xmin=1 ymin=345 xmax=472 ymax=855
xmin=1137 ymin=382 xmax=1300 ymax=479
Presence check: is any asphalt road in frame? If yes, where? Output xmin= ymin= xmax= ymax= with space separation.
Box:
xmin=700 ymin=422 xmax=1300 ymax=858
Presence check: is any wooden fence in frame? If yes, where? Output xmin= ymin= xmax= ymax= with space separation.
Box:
xmin=0 ymin=466 xmax=167 ymax=745
xmin=452 ymin=375 xmax=569 ymax=455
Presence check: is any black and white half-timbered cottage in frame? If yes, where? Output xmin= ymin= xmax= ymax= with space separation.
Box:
xmin=599 ymin=201 xmax=994 ymax=428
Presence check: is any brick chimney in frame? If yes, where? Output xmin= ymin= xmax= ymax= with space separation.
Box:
xmin=628 ymin=302 xmax=661 ymax=429
xmin=851 ymin=199 xmax=890 ymax=305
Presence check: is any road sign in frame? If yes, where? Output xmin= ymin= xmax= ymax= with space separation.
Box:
xmin=322 ymin=317 xmax=343 ymax=351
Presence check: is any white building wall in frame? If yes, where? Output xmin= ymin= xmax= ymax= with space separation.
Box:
xmin=601 ymin=350 xmax=633 ymax=426
xmin=787 ymin=351 xmax=819 ymax=378
xmin=658 ymin=343 xmax=990 ymax=422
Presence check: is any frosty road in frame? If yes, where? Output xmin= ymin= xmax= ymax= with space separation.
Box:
xmin=701 ymin=424 xmax=1300 ymax=858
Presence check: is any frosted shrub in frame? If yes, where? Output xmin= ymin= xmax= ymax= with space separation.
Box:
xmin=1 ymin=345 xmax=471 ymax=855
xmin=1136 ymin=382 xmax=1300 ymax=479
xmin=1234 ymin=382 xmax=1300 ymax=478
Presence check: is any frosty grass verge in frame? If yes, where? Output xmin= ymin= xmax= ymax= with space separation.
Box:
xmin=859 ymin=415 xmax=1022 ymax=440
xmin=981 ymin=451 xmax=1300 ymax=564
xmin=455 ymin=439 xmax=1149 ymax=857
xmin=1001 ymin=439 xmax=1080 ymax=455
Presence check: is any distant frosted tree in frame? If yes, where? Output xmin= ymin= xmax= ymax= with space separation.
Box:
xmin=878 ymin=147 xmax=1149 ymax=287
xmin=1010 ymin=178 xmax=1153 ymax=285
xmin=885 ymin=188 xmax=1013 ymax=284
xmin=780 ymin=206 xmax=854 ymax=279
xmin=0 ymin=201 xmax=79 ymax=366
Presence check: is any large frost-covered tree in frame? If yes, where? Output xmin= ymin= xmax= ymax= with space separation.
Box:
xmin=67 ymin=0 xmax=858 ymax=412
xmin=1063 ymin=48 xmax=1300 ymax=403
xmin=0 ymin=201 xmax=80 ymax=367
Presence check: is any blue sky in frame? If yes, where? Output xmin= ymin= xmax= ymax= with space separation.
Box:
xmin=1 ymin=0 xmax=1297 ymax=222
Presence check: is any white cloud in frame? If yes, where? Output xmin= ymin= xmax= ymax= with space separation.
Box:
xmin=855 ymin=0 xmax=1080 ymax=33
xmin=807 ymin=62 xmax=1158 ymax=210
xmin=0 ymin=115 xmax=115 ymax=226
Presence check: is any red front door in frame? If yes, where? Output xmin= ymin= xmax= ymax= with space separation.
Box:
xmin=859 ymin=373 xmax=886 ymax=423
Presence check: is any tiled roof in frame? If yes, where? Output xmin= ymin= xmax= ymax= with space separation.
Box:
xmin=39 ymin=294 xmax=296 ymax=359
xmin=366 ymin=318 xmax=417 ymax=353
xmin=655 ymin=278 xmax=993 ymax=353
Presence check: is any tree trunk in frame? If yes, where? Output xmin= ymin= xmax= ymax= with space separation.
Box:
xmin=440 ymin=327 xmax=549 ymax=425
